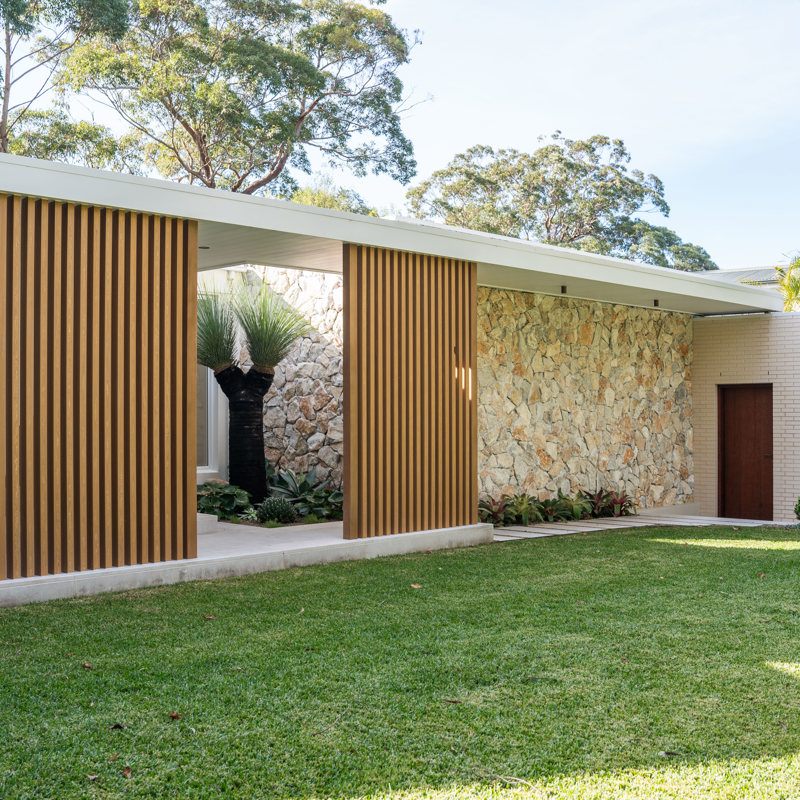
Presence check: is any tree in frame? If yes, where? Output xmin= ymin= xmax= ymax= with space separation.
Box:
xmin=287 ymin=185 xmax=378 ymax=217
xmin=0 ymin=0 xmax=127 ymax=152
xmin=776 ymin=256 xmax=800 ymax=311
xmin=620 ymin=220 xmax=717 ymax=272
xmin=61 ymin=0 xmax=416 ymax=194
xmin=197 ymin=283 xmax=311 ymax=503
xmin=288 ymin=177 xmax=377 ymax=215
xmin=407 ymin=134 xmax=718 ymax=272
xmin=7 ymin=107 xmax=143 ymax=169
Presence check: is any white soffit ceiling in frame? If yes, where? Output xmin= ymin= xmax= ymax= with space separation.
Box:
xmin=0 ymin=154 xmax=783 ymax=316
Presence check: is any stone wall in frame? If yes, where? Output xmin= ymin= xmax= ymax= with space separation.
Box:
xmin=248 ymin=267 xmax=345 ymax=489
xmin=477 ymin=288 xmax=694 ymax=509
xmin=251 ymin=271 xmax=694 ymax=509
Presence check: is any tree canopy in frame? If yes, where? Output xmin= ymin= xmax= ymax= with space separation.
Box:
xmin=407 ymin=134 xmax=718 ymax=272
xmin=7 ymin=107 xmax=143 ymax=169
xmin=58 ymin=0 xmax=416 ymax=194
xmin=0 ymin=0 xmax=127 ymax=152
xmin=287 ymin=177 xmax=377 ymax=215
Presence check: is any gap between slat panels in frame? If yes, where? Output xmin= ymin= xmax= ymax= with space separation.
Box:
xmin=343 ymin=244 xmax=478 ymax=539
xmin=0 ymin=194 xmax=197 ymax=579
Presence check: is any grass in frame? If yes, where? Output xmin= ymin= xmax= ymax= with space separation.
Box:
xmin=1 ymin=525 xmax=800 ymax=799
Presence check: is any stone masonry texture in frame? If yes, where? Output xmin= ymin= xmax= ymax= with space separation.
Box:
xmin=250 ymin=266 xmax=344 ymax=489
xmin=477 ymin=288 xmax=694 ymax=509
xmin=253 ymin=270 xmax=695 ymax=509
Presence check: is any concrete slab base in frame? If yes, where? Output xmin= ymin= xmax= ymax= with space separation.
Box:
xmin=0 ymin=522 xmax=494 ymax=607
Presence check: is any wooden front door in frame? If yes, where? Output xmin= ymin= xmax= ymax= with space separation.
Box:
xmin=719 ymin=384 xmax=773 ymax=520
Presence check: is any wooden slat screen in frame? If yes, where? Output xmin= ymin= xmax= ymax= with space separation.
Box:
xmin=0 ymin=194 xmax=197 ymax=580
xmin=343 ymin=244 xmax=478 ymax=539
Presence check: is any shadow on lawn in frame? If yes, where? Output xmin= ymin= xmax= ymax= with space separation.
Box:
xmin=1 ymin=525 xmax=800 ymax=798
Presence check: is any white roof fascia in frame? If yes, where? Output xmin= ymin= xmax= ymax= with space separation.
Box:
xmin=0 ymin=154 xmax=783 ymax=315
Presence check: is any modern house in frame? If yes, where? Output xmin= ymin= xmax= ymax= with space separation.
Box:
xmin=0 ymin=154 xmax=797 ymax=588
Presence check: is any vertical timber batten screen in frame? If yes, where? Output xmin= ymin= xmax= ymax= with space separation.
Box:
xmin=0 ymin=194 xmax=198 ymax=580
xmin=343 ymin=244 xmax=478 ymax=539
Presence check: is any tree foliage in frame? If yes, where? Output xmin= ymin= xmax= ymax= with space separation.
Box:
xmin=288 ymin=176 xmax=377 ymax=215
xmin=60 ymin=0 xmax=416 ymax=193
xmin=7 ymin=107 xmax=142 ymax=169
xmin=407 ymin=134 xmax=717 ymax=272
xmin=0 ymin=0 xmax=127 ymax=152
xmin=776 ymin=256 xmax=800 ymax=311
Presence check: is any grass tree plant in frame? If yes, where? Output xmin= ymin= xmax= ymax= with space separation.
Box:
xmin=197 ymin=282 xmax=311 ymax=503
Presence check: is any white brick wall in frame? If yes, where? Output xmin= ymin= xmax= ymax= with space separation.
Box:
xmin=693 ymin=313 xmax=800 ymax=521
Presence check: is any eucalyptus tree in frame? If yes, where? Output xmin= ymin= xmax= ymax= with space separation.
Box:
xmin=288 ymin=178 xmax=378 ymax=215
xmin=0 ymin=0 xmax=127 ymax=152
xmin=197 ymin=284 xmax=311 ymax=503
xmin=7 ymin=107 xmax=143 ymax=169
xmin=61 ymin=0 xmax=416 ymax=193
xmin=407 ymin=134 xmax=717 ymax=272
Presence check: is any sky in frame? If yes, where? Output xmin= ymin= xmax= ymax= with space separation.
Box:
xmin=334 ymin=0 xmax=800 ymax=269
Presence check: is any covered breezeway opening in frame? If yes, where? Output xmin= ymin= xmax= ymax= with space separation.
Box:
xmin=197 ymin=244 xmax=480 ymax=541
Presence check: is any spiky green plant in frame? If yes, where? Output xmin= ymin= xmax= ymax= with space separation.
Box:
xmin=194 ymin=278 xmax=311 ymax=504
xmin=197 ymin=288 xmax=237 ymax=371
xmin=233 ymin=285 xmax=312 ymax=371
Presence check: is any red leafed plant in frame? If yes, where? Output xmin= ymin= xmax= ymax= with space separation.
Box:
xmin=608 ymin=491 xmax=635 ymax=517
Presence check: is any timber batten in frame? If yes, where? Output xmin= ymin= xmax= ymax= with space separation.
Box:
xmin=0 ymin=194 xmax=197 ymax=579
xmin=343 ymin=244 xmax=478 ymax=539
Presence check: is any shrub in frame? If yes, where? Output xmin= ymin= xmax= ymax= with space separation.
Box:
xmin=269 ymin=467 xmax=343 ymax=520
xmin=508 ymin=493 xmax=543 ymax=526
xmin=608 ymin=490 xmax=635 ymax=517
xmin=297 ymin=489 xmax=344 ymax=520
xmin=539 ymin=496 xmax=572 ymax=523
xmin=270 ymin=466 xmax=328 ymax=499
xmin=197 ymin=480 xmax=252 ymax=520
xmin=478 ymin=485 xmax=635 ymax=526
xmin=795 ymin=496 xmax=800 ymax=521
xmin=239 ymin=506 xmax=259 ymax=522
xmin=478 ymin=496 xmax=514 ymax=526
xmin=558 ymin=490 xmax=591 ymax=521
xmin=257 ymin=496 xmax=297 ymax=524
xmin=580 ymin=488 xmax=614 ymax=518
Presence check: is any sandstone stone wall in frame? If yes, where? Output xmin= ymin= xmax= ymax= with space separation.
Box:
xmin=246 ymin=267 xmax=344 ymax=489
xmin=249 ymin=270 xmax=694 ymax=509
xmin=477 ymin=288 xmax=694 ymax=509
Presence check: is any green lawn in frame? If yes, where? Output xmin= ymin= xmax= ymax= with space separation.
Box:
xmin=2 ymin=526 xmax=800 ymax=799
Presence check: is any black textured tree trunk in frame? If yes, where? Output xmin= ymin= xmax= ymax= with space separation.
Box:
xmin=214 ymin=365 xmax=274 ymax=504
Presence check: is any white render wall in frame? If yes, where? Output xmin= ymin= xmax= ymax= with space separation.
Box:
xmin=693 ymin=312 xmax=800 ymax=521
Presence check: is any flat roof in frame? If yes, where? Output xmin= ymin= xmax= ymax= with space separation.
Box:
xmin=0 ymin=154 xmax=783 ymax=316
xmin=699 ymin=266 xmax=779 ymax=285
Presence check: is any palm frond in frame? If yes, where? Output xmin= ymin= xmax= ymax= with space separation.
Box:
xmin=233 ymin=284 xmax=312 ymax=371
xmin=197 ymin=287 xmax=237 ymax=371
xmin=776 ymin=257 xmax=800 ymax=311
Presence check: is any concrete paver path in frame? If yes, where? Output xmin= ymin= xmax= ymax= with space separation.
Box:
xmin=493 ymin=514 xmax=783 ymax=542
